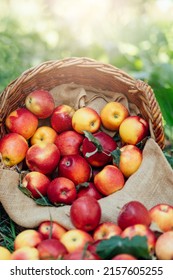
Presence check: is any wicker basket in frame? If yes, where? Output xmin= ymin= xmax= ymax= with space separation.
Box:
xmin=0 ymin=57 xmax=164 ymax=149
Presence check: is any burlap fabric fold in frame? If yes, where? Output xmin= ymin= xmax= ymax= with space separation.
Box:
xmin=0 ymin=83 xmax=172 ymax=229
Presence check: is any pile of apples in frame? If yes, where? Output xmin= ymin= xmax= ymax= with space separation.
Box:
xmin=1 ymin=89 xmax=173 ymax=260
xmin=1 ymin=200 xmax=173 ymax=260
xmin=0 ymin=89 xmax=149 ymax=203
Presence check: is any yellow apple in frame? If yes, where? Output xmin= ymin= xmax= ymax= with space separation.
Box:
xmin=100 ymin=101 xmax=129 ymax=131
xmin=14 ymin=229 xmax=43 ymax=250
xmin=11 ymin=247 xmax=39 ymax=260
xmin=30 ymin=126 xmax=58 ymax=145
xmin=72 ymin=107 xmax=101 ymax=134
xmin=60 ymin=229 xmax=93 ymax=253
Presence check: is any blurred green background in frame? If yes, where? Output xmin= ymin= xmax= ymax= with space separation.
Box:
xmin=0 ymin=0 xmax=173 ymax=149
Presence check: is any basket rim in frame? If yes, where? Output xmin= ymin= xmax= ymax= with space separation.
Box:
xmin=0 ymin=56 xmax=165 ymax=149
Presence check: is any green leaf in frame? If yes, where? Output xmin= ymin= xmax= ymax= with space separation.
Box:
xmin=76 ymin=182 xmax=89 ymax=192
xmin=96 ymin=235 xmax=152 ymax=260
xmin=83 ymin=130 xmax=103 ymax=153
xmin=34 ymin=196 xmax=54 ymax=207
xmin=18 ymin=185 xmax=33 ymax=198
xmin=136 ymin=136 xmax=150 ymax=150
xmin=111 ymin=148 xmax=121 ymax=167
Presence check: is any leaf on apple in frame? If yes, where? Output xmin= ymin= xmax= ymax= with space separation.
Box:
xmin=83 ymin=130 xmax=103 ymax=157
xmin=18 ymin=184 xmax=34 ymax=199
xmin=76 ymin=182 xmax=89 ymax=192
xmin=136 ymin=136 xmax=150 ymax=150
xmin=96 ymin=235 xmax=152 ymax=260
xmin=111 ymin=148 xmax=121 ymax=167
xmin=112 ymin=132 xmax=121 ymax=142
xmin=34 ymin=196 xmax=55 ymax=207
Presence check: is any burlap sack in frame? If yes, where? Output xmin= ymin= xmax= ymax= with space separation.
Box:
xmin=0 ymin=83 xmax=173 ymax=229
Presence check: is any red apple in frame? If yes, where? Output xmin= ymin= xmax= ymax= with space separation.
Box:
xmin=38 ymin=221 xmax=67 ymax=240
xmin=149 ymin=203 xmax=173 ymax=232
xmin=25 ymin=89 xmax=55 ymax=119
xmin=93 ymin=222 xmax=122 ymax=241
xmin=55 ymin=130 xmax=84 ymax=156
xmin=37 ymin=238 xmax=68 ymax=260
xmin=47 ymin=177 xmax=77 ymax=205
xmin=82 ymin=131 xmax=117 ymax=167
xmin=121 ymin=224 xmax=156 ymax=253
xmin=22 ymin=171 xmax=50 ymax=198
xmin=58 ymin=154 xmax=91 ymax=185
xmin=117 ymin=201 xmax=151 ymax=230
xmin=64 ymin=249 xmax=100 ymax=260
xmin=70 ymin=196 xmax=101 ymax=231
xmin=155 ymin=231 xmax=173 ymax=260
xmin=87 ymin=240 xmax=102 ymax=259
xmin=25 ymin=142 xmax=60 ymax=175
xmin=94 ymin=165 xmax=125 ymax=196
xmin=0 ymin=132 xmax=28 ymax=166
xmin=60 ymin=229 xmax=93 ymax=253
xmin=119 ymin=116 xmax=149 ymax=145
xmin=112 ymin=253 xmax=137 ymax=260
xmin=77 ymin=182 xmax=103 ymax=200
xmin=5 ymin=107 xmax=38 ymax=139
xmin=51 ymin=104 xmax=75 ymax=133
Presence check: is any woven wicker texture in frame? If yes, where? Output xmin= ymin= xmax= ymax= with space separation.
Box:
xmin=0 ymin=57 xmax=164 ymax=148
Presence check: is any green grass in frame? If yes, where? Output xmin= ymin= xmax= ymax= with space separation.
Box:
xmin=0 ymin=204 xmax=25 ymax=252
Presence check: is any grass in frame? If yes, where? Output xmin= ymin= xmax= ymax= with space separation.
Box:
xmin=0 ymin=204 xmax=25 ymax=252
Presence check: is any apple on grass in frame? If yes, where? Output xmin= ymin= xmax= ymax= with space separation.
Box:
xmin=70 ymin=196 xmax=101 ymax=232
xmin=5 ymin=107 xmax=38 ymax=139
xmin=51 ymin=104 xmax=75 ymax=133
xmin=30 ymin=126 xmax=58 ymax=145
xmin=60 ymin=229 xmax=93 ymax=253
xmin=155 ymin=231 xmax=173 ymax=260
xmin=14 ymin=229 xmax=43 ymax=250
xmin=82 ymin=131 xmax=117 ymax=167
xmin=100 ymin=101 xmax=129 ymax=131
xmin=72 ymin=107 xmax=101 ymax=134
xmin=25 ymin=89 xmax=55 ymax=119
xmin=38 ymin=221 xmax=67 ymax=240
xmin=93 ymin=222 xmax=122 ymax=241
xmin=11 ymin=247 xmax=39 ymax=260
xmin=121 ymin=224 xmax=156 ymax=254
xmin=119 ymin=115 xmax=149 ymax=145
xmin=0 ymin=246 xmax=11 ymax=260
xmin=94 ymin=165 xmax=125 ymax=196
xmin=55 ymin=130 xmax=84 ymax=156
xmin=22 ymin=171 xmax=50 ymax=198
xmin=0 ymin=132 xmax=28 ymax=166
xmin=64 ymin=249 xmax=100 ymax=260
xmin=117 ymin=201 xmax=151 ymax=230
xmin=25 ymin=142 xmax=60 ymax=175
xmin=58 ymin=154 xmax=91 ymax=185
xmin=47 ymin=177 xmax=77 ymax=205
xmin=37 ymin=239 xmax=68 ymax=260
xmin=112 ymin=253 xmax=137 ymax=260
xmin=149 ymin=203 xmax=173 ymax=232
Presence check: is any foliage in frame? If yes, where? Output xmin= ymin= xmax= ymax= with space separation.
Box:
xmin=0 ymin=1 xmax=172 ymax=141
